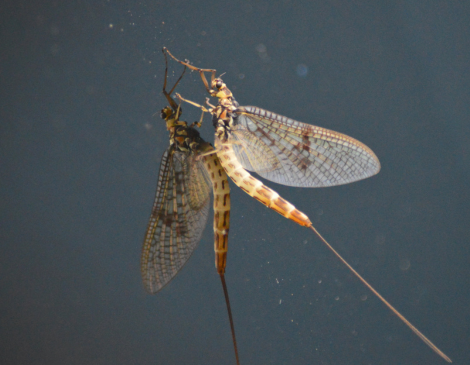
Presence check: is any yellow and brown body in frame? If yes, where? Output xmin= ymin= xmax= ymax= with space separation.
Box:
xmin=199 ymin=143 xmax=231 ymax=274
xmin=215 ymin=139 xmax=312 ymax=228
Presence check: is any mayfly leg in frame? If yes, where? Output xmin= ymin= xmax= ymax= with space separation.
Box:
xmin=164 ymin=47 xmax=216 ymax=93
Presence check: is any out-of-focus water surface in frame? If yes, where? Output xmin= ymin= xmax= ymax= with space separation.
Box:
xmin=1 ymin=1 xmax=469 ymax=364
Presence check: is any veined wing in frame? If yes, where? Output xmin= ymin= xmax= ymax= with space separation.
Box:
xmin=141 ymin=145 xmax=211 ymax=294
xmin=230 ymin=127 xmax=282 ymax=174
xmin=230 ymin=106 xmax=381 ymax=188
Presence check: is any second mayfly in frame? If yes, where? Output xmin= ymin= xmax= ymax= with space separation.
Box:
xmin=141 ymin=51 xmax=240 ymax=364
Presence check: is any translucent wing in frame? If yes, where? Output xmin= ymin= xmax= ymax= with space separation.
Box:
xmin=141 ymin=146 xmax=211 ymax=294
xmin=230 ymin=128 xmax=282 ymax=174
xmin=229 ymin=106 xmax=381 ymax=187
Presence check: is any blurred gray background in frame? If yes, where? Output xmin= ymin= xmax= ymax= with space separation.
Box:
xmin=1 ymin=1 xmax=469 ymax=364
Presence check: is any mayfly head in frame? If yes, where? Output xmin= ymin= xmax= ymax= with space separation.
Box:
xmin=161 ymin=105 xmax=184 ymax=132
xmin=210 ymin=77 xmax=233 ymax=100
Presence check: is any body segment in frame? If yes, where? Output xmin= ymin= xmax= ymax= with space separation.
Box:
xmin=216 ymin=139 xmax=311 ymax=227
xmin=199 ymin=144 xmax=231 ymax=274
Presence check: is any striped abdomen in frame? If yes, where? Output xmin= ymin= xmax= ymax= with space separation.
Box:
xmin=215 ymin=140 xmax=312 ymax=227
xmin=202 ymin=151 xmax=231 ymax=274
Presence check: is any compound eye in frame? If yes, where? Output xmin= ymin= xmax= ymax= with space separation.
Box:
xmin=215 ymin=80 xmax=223 ymax=89
xmin=161 ymin=107 xmax=172 ymax=119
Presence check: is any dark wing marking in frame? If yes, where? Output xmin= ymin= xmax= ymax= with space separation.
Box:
xmin=229 ymin=106 xmax=381 ymax=187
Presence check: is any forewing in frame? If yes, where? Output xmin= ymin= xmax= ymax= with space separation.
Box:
xmin=230 ymin=106 xmax=381 ymax=187
xmin=141 ymin=147 xmax=211 ymax=294
xmin=230 ymin=129 xmax=281 ymax=174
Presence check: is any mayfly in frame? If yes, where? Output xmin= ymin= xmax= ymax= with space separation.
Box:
xmin=164 ymin=47 xmax=451 ymax=363
xmin=141 ymin=51 xmax=240 ymax=364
